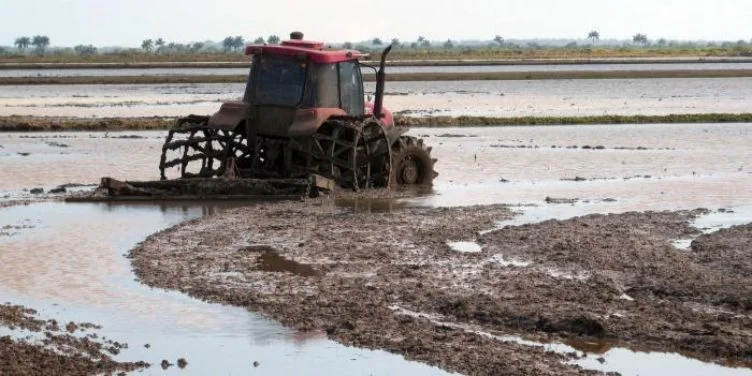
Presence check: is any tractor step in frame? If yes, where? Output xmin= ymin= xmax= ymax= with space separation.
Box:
xmin=65 ymin=175 xmax=335 ymax=202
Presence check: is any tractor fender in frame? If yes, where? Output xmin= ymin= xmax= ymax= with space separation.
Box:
xmin=207 ymin=101 xmax=246 ymax=131
xmin=386 ymin=126 xmax=410 ymax=144
xmin=365 ymin=102 xmax=394 ymax=128
xmin=288 ymin=108 xmax=348 ymax=137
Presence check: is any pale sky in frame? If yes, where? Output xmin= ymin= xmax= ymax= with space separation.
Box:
xmin=2 ymin=0 xmax=751 ymax=47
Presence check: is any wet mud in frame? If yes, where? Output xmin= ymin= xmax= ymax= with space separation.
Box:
xmin=0 ymin=304 xmax=148 ymax=375
xmin=2 ymin=69 xmax=752 ymax=85
xmin=692 ymin=223 xmax=752 ymax=277
xmin=130 ymin=199 xmax=752 ymax=375
xmin=2 ymin=114 xmax=752 ymax=133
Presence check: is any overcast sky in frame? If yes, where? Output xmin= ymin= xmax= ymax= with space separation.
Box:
xmin=2 ymin=0 xmax=751 ymax=46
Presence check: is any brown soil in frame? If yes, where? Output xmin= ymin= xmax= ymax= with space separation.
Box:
xmin=1 ymin=57 xmax=750 ymax=69
xmin=0 ymin=200 xmax=32 ymax=209
xmin=2 ymin=114 xmax=752 ymax=133
xmin=2 ymin=69 xmax=752 ymax=86
xmin=0 ymin=116 xmax=174 ymax=132
xmin=692 ymin=223 xmax=752 ymax=278
xmin=0 ymin=304 xmax=149 ymax=375
xmin=128 ymin=199 xmax=752 ymax=375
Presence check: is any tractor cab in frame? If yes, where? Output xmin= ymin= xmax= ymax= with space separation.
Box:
xmin=245 ymin=43 xmax=365 ymax=117
xmin=225 ymin=32 xmax=393 ymax=139
xmin=207 ymin=32 xmax=393 ymax=139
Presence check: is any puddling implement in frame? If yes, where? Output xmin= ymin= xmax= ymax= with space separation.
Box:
xmin=67 ymin=175 xmax=335 ymax=202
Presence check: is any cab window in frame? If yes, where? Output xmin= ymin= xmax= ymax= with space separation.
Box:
xmin=338 ymin=61 xmax=364 ymax=116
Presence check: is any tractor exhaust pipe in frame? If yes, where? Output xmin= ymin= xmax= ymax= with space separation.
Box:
xmin=373 ymin=45 xmax=392 ymax=120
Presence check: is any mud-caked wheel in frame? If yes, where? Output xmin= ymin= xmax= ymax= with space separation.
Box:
xmin=390 ymin=136 xmax=438 ymax=187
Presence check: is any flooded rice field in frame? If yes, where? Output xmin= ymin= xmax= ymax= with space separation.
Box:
xmin=2 ymin=62 xmax=752 ymax=78
xmin=1 ymin=77 xmax=751 ymax=118
xmin=0 ymin=201 xmax=450 ymax=375
xmin=1 ymin=123 xmax=751 ymax=374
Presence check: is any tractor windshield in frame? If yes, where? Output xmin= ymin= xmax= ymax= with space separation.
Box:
xmin=249 ymin=56 xmax=307 ymax=107
xmin=245 ymin=54 xmax=364 ymax=115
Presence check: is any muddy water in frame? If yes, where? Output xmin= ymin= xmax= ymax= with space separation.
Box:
xmin=0 ymin=131 xmax=165 ymax=190
xmin=0 ymin=201 xmax=451 ymax=375
xmin=252 ymin=246 xmax=322 ymax=277
xmin=417 ymin=123 xmax=752 ymax=210
xmin=3 ymin=62 xmax=752 ymax=77
xmin=1 ymin=77 xmax=751 ymax=117
xmin=2 ymin=123 xmax=751 ymax=375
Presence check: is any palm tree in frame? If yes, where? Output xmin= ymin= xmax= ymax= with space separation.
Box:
xmin=233 ymin=36 xmax=245 ymax=51
xmin=391 ymin=38 xmax=400 ymax=48
xmin=633 ymin=33 xmax=648 ymax=46
xmin=443 ymin=39 xmax=454 ymax=49
xmin=587 ymin=31 xmax=600 ymax=45
xmin=141 ymin=39 xmax=154 ymax=52
xmin=417 ymin=36 xmax=430 ymax=48
xmin=267 ymin=35 xmax=280 ymax=45
xmin=372 ymin=38 xmax=383 ymax=46
xmin=222 ymin=36 xmax=235 ymax=52
xmin=493 ymin=35 xmax=504 ymax=46
xmin=253 ymin=37 xmax=265 ymax=44
xmin=31 ymin=35 xmax=50 ymax=55
xmin=14 ymin=37 xmax=31 ymax=52
xmin=155 ymin=38 xmax=165 ymax=53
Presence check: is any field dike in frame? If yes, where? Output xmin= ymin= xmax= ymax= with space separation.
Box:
xmin=2 ymin=69 xmax=752 ymax=85
xmin=1 ymin=113 xmax=751 ymax=133
xmin=129 ymin=198 xmax=752 ymax=375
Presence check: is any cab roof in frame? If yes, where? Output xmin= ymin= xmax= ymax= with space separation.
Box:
xmin=245 ymin=39 xmax=368 ymax=64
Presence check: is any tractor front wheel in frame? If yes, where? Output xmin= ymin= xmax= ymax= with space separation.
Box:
xmin=391 ymin=136 xmax=438 ymax=187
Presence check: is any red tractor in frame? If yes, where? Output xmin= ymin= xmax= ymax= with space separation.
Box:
xmin=159 ymin=32 xmax=437 ymax=190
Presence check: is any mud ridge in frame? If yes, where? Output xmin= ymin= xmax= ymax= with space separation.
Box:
xmin=130 ymin=199 xmax=752 ymax=375
xmin=2 ymin=114 xmax=752 ymax=133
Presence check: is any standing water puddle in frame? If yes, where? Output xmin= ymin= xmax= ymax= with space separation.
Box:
xmin=250 ymin=246 xmax=322 ymax=277
xmin=447 ymin=241 xmax=483 ymax=253
xmin=693 ymin=205 xmax=752 ymax=233
xmin=0 ymin=201 xmax=451 ymax=375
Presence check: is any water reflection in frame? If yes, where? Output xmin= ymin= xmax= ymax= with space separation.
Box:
xmin=334 ymin=187 xmax=434 ymax=214
xmin=0 ymin=201 xmax=451 ymax=375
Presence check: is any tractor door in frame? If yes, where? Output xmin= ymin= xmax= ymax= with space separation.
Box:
xmin=338 ymin=60 xmax=364 ymax=117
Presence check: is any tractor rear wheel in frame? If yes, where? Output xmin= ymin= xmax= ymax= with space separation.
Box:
xmin=390 ymin=136 xmax=438 ymax=187
xmin=290 ymin=119 xmax=392 ymax=191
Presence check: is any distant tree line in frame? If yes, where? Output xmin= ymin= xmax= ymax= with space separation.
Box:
xmin=3 ymin=31 xmax=752 ymax=57
xmin=141 ymin=38 xmax=207 ymax=54
xmin=350 ymin=32 xmax=752 ymax=51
